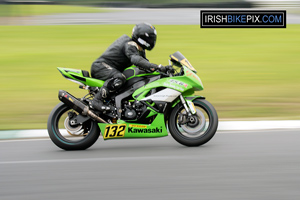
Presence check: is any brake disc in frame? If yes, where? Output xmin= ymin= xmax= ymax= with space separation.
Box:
xmin=64 ymin=116 xmax=84 ymax=136
xmin=181 ymin=109 xmax=206 ymax=134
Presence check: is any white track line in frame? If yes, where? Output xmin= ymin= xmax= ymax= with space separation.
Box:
xmin=1 ymin=120 xmax=300 ymax=140
xmin=0 ymin=156 xmax=192 ymax=165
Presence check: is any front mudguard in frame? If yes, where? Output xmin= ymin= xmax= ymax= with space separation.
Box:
xmin=185 ymin=95 xmax=205 ymax=101
xmin=165 ymin=95 xmax=205 ymax=122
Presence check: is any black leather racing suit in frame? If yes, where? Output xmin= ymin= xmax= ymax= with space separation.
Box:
xmin=91 ymin=34 xmax=157 ymax=81
xmin=90 ymin=35 xmax=158 ymax=105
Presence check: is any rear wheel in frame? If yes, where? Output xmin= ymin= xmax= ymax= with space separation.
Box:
xmin=47 ymin=102 xmax=100 ymax=150
xmin=168 ymin=99 xmax=218 ymax=147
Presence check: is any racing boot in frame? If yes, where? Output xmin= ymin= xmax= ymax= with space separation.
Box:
xmin=90 ymin=90 xmax=112 ymax=111
xmin=90 ymin=74 xmax=125 ymax=112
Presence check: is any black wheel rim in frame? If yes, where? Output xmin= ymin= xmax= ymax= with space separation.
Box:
xmin=53 ymin=106 xmax=94 ymax=144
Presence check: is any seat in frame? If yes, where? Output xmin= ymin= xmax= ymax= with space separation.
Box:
xmin=82 ymin=70 xmax=90 ymax=77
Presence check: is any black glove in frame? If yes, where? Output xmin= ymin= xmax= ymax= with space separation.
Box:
xmin=157 ymin=64 xmax=167 ymax=73
xmin=166 ymin=65 xmax=175 ymax=74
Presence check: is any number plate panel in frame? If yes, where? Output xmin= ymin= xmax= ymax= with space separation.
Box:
xmin=103 ymin=124 xmax=127 ymax=139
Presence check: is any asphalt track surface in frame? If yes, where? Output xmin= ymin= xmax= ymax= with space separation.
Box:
xmin=1 ymin=129 xmax=300 ymax=200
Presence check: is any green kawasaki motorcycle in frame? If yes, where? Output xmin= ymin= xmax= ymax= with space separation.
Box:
xmin=47 ymin=51 xmax=218 ymax=150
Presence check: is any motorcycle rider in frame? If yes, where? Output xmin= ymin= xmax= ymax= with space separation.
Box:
xmin=90 ymin=22 xmax=166 ymax=111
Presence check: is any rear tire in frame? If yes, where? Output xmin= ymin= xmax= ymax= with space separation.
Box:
xmin=168 ymin=99 xmax=218 ymax=147
xmin=47 ymin=102 xmax=100 ymax=150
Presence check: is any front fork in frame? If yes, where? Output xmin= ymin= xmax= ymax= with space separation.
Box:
xmin=179 ymin=95 xmax=197 ymax=115
xmin=178 ymin=95 xmax=198 ymax=126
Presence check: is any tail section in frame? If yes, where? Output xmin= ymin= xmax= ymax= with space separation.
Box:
xmin=57 ymin=67 xmax=104 ymax=87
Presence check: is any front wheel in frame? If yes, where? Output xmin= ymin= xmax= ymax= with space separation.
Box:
xmin=168 ymin=99 xmax=218 ymax=147
xmin=47 ymin=102 xmax=100 ymax=150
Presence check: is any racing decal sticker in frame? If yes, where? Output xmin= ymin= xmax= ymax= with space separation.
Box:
xmin=170 ymin=55 xmax=179 ymax=61
xmin=163 ymin=79 xmax=188 ymax=92
xmin=181 ymin=59 xmax=197 ymax=72
xmin=103 ymin=124 xmax=126 ymax=139
xmin=129 ymin=124 xmax=147 ymax=128
xmin=169 ymin=79 xmax=188 ymax=88
xmin=128 ymin=126 xmax=163 ymax=133
xmin=186 ymin=70 xmax=201 ymax=82
xmin=63 ymin=94 xmax=74 ymax=102
xmin=163 ymin=82 xmax=184 ymax=92
xmin=187 ymin=101 xmax=197 ymax=114
xmin=65 ymin=69 xmax=80 ymax=74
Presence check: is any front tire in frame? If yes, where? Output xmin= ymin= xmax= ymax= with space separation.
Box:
xmin=168 ymin=99 xmax=218 ymax=147
xmin=47 ymin=102 xmax=100 ymax=150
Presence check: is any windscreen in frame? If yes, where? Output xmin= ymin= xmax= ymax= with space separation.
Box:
xmin=169 ymin=51 xmax=197 ymax=72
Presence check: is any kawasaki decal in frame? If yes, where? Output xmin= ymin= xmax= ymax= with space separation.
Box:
xmin=128 ymin=127 xmax=163 ymax=133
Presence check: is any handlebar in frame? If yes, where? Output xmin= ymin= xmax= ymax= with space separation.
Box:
xmin=166 ymin=65 xmax=175 ymax=74
xmin=155 ymin=65 xmax=174 ymax=77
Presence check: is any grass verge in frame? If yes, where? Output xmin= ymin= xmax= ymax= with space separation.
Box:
xmin=0 ymin=24 xmax=299 ymax=129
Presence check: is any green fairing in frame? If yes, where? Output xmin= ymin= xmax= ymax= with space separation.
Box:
xmin=183 ymin=66 xmax=204 ymax=91
xmin=146 ymin=107 xmax=158 ymax=118
xmin=85 ymin=78 xmax=104 ymax=87
xmin=57 ymin=67 xmax=104 ymax=87
xmin=98 ymin=113 xmax=168 ymax=140
xmin=133 ymin=65 xmax=204 ymax=101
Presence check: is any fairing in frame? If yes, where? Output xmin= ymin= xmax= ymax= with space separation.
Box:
xmin=57 ymin=67 xmax=104 ymax=87
xmin=98 ymin=113 xmax=168 ymax=140
xmin=170 ymin=51 xmax=197 ymax=73
xmin=132 ymin=66 xmax=203 ymax=101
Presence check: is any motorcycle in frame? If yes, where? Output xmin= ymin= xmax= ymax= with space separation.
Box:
xmin=47 ymin=51 xmax=218 ymax=150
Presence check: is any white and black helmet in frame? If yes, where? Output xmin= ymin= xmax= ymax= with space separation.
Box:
xmin=132 ymin=23 xmax=157 ymax=51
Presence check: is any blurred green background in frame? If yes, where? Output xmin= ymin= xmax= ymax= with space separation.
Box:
xmin=0 ymin=4 xmax=106 ymax=17
xmin=0 ymin=3 xmax=300 ymax=130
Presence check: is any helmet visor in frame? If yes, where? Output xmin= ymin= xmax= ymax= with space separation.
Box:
xmin=145 ymin=34 xmax=156 ymax=50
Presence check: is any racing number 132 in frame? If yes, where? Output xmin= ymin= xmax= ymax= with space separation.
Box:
xmin=104 ymin=124 xmax=126 ymax=139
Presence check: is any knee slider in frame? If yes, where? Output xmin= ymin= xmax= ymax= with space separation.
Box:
xmin=103 ymin=73 xmax=126 ymax=92
xmin=111 ymin=73 xmax=126 ymax=90
xmin=99 ymin=86 xmax=109 ymax=99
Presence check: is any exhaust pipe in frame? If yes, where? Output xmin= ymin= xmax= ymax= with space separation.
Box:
xmin=58 ymin=90 xmax=108 ymax=124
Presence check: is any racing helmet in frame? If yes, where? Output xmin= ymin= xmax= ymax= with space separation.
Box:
xmin=132 ymin=23 xmax=157 ymax=51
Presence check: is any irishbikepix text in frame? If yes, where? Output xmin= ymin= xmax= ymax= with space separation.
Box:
xmin=200 ymin=10 xmax=286 ymax=28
